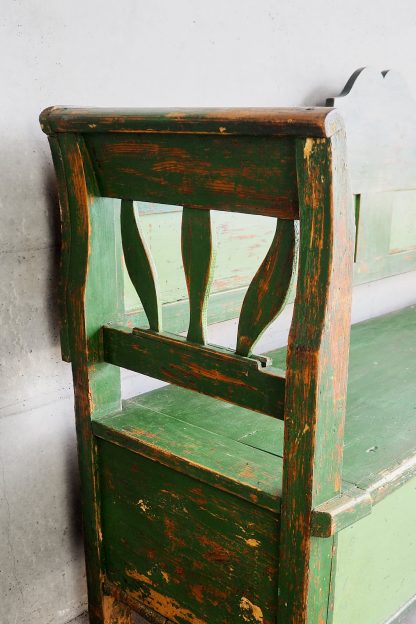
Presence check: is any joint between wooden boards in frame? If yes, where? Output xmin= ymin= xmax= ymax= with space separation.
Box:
xmin=311 ymin=487 xmax=372 ymax=537
xmin=102 ymin=325 xmax=286 ymax=418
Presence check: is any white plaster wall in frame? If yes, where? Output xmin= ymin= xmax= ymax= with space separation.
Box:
xmin=1 ymin=2 xmax=416 ymax=623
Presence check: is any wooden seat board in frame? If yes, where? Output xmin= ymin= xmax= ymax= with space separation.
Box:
xmin=95 ymin=305 xmax=416 ymax=507
xmin=93 ymin=402 xmax=283 ymax=512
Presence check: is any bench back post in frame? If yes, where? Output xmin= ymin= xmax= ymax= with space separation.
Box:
xmin=47 ymin=131 xmax=123 ymax=620
xmin=279 ymin=132 xmax=354 ymax=622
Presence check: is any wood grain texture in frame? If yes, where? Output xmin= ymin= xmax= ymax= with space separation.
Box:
xmin=236 ymin=218 xmax=297 ymax=356
xmin=41 ymin=85 xmax=416 ymax=624
xmin=57 ymin=133 xmax=125 ymax=624
xmin=328 ymin=67 xmax=416 ymax=193
xmin=103 ymin=325 xmax=286 ymax=419
xmin=98 ymin=439 xmax=280 ymax=624
xmin=278 ymin=133 xmax=354 ymax=623
xmin=93 ymin=400 xmax=283 ymax=513
xmin=181 ymin=207 xmax=214 ymax=344
xmin=121 ymin=199 xmax=161 ymax=331
xmin=84 ymin=133 xmax=299 ymax=218
xmin=102 ymin=595 xmax=134 ymax=624
xmin=40 ymin=106 xmax=343 ymax=137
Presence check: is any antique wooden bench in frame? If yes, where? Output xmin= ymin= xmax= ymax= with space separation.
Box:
xmin=40 ymin=68 xmax=416 ymax=624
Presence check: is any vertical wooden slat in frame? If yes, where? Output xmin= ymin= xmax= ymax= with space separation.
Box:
xmin=236 ymin=218 xmax=297 ymax=357
xmin=120 ymin=199 xmax=162 ymax=331
xmin=181 ymin=206 xmax=214 ymax=344
xmin=278 ymin=133 xmax=354 ymax=623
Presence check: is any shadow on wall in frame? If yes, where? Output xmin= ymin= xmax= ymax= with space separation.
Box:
xmin=43 ymin=167 xmax=85 ymax=549
xmin=42 ymin=168 xmax=61 ymax=345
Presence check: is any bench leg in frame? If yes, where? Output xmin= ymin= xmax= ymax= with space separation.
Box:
xmin=101 ymin=595 xmax=134 ymax=624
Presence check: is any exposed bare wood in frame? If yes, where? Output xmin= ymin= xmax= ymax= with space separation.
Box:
xmin=236 ymin=218 xmax=297 ymax=356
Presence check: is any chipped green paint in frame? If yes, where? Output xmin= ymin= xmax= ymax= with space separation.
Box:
xmin=236 ymin=218 xmax=297 ymax=357
xmin=103 ymin=325 xmax=286 ymax=418
xmin=98 ymin=439 xmax=280 ymax=624
xmin=121 ymin=199 xmax=162 ymax=331
xmin=40 ymin=73 xmax=416 ymax=624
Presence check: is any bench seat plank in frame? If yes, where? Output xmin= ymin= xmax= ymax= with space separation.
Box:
xmin=95 ymin=304 xmax=416 ymax=520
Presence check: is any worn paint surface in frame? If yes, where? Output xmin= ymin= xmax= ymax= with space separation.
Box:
xmin=53 ymin=132 xmax=125 ymax=623
xmin=98 ymin=439 xmax=279 ymax=624
xmin=181 ymin=207 xmax=214 ymax=344
xmin=121 ymin=199 xmax=162 ymax=332
xmin=40 ymin=106 xmax=342 ymax=138
xmin=98 ymin=304 xmax=416 ymax=515
xmin=236 ymin=219 xmax=297 ymax=356
xmin=84 ymin=132 xmax=298 ymax=218
xmin=103 ymin=326 xmax=286 ymax=418
xmin=278 ymin=133 xmax=354 ymax=623
xmin=40 ymin=91 xmax=416 ymax=624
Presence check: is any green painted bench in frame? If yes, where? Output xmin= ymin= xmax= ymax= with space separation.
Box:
xmin=40 ymin=67 xmax=416 ymax=624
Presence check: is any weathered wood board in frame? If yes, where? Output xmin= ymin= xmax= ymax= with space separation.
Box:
xmin=99 ymin=439 xmax=280 ymax=624
xmin=96 ymin=305 xmax=416 ymax=513
xmin=40 ymin=69 xmax=416 ymax=624
xmin=333 ymin=477 xmax=416 ymax=624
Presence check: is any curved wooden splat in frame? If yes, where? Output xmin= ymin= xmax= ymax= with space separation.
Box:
xmin=236 ymin=219 xmax=297 ymax=357
xmin=120 ymin=199 xmax=162 ymax=331
xmin=181 ymin=207 xmax=214 ymax=344
xmin=327 ymin=67 xmax=416 ymax=193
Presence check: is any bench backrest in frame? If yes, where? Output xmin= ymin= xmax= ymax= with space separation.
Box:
xmin=40 ymin=68 xmax=415 ymax=619
xmin=40 ymin=106 xmax=347 ymax=421
xmin=328 ymin=67 xmax=416 ymax=284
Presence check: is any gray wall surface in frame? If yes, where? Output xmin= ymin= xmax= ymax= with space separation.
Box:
xmin=1 ymin=2 xmax=416 ymax=623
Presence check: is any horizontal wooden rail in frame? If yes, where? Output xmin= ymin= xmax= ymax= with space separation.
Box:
xmin=84 ymin=133 xmax=299 ymax=218
xmin=102 ymin=325 xmax=286 ymax=419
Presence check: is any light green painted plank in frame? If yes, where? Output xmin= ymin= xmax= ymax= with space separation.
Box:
xmin=389 ymin=190 xmax=416 ymax=253
xmin=354 ymin=192 xmax=416 ymax=284
xmin=333 ymin=477 xmax=416 ymax=624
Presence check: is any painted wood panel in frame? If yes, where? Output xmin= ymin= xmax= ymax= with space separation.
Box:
xmin=98 ymin=439 xmax=280 ymax=624
xmin=333 ymin=477 xmax=416 ymax=624
xmin=85 ymin=133 xmax=298 ymax=218
xmin=353 ymin=191 xmax=416 ymax=283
